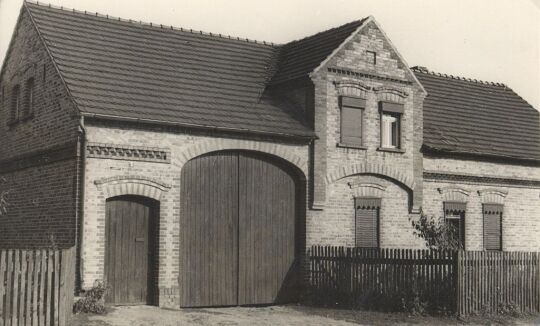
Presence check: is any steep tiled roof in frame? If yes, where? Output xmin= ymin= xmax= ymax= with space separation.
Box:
xmin=271 ymin=19 xmax=367 ymax=84
xmin=414 ymin=68 xmax=540 ymax=161
xmin=25 ymin=2 xmax=314 ymax=139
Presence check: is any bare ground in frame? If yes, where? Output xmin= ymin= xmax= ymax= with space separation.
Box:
xmin=71 ymin=305 xmax=540 ymax=326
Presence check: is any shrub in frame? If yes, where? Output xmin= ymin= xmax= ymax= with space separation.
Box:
xmin=73 ymin=281 xmax=108 ymax=314
xmin=410 ymin=213 xmax=462 ymax=250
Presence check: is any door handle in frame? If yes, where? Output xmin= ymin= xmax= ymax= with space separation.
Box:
xmin=135 ymin=237 xmax=144 ymax=242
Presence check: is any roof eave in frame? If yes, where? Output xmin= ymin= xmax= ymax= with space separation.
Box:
xmin=422 ymin=144 xmax=540 ymax=165
xmin=81 ymin=112 xmax=317 ymax=142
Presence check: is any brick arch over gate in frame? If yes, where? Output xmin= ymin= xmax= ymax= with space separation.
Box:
xmin=326 ymin=163 xmax=416 ymax=191
xmin=176 ymin=140 xmax=308 ymax=177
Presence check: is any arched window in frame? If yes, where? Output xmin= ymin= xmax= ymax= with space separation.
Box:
xmin=10 ymin=85 xmax=20 ymax=123
xmin=24 ymin=78 xmax=34 ymax=118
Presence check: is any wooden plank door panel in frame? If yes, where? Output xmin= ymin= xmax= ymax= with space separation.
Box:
xmin=180 ymin=152 xmax=239 ymax=307
xmin=105 ymin=196 xmax=155 ymax=305
xmin=238 ymin=152 xmax=297 ymax=305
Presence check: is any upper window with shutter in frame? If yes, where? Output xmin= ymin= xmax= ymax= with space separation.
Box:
xmin=339 ymin=96 xmax=365 ymax=148
xmin=444 ymin=202 xmax=466 ymax=249
xmin=483 ymin=204 xmax=503 ymax=251
xmin=355 ymin=197 xmax=381 ymax=248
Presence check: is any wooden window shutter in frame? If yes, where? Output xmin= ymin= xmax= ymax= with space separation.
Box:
xmin=340 ymin=97 xmax=364 ymax=146
xmin=483 ymin=204 xmax=503 ymax=251
xmin=355 ymin=198 xmax=381 ymax=248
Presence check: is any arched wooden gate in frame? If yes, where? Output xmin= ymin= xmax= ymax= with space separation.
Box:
xmin=180 ymin=151 xmax=302 ymax=307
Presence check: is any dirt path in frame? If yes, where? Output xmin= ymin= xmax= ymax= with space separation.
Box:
xmin=72 ymin=305 xmax=540 ymax=326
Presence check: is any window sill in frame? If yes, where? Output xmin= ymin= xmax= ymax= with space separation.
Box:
xmin=337 ymin=143 xmax=367 ymax=150
xmin=377 ymin=147 xmax=405 ymax=154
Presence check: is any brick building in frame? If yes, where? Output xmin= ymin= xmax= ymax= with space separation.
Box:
xmin=1 ymin=2 xmax=539 ymax=308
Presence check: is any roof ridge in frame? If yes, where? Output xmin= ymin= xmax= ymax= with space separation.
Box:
xmin=283 ymin=19 xmax=366 ymax=46
xmin=25 ymin=0 xmax=278 ymax=47
xmin=411 ymin=66 xmax=507 ymax=87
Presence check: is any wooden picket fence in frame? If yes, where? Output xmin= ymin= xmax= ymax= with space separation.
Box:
xmin=457 ymin=250 xmax=540 ymax=315
xmin=309 ymin=246 xmax=540 ymax=316
xmin=0 ymin=248 xmax=76 ymax=326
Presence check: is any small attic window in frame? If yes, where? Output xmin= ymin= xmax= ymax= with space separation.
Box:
xmin=366 ymin=51 xmax=376 ymax=65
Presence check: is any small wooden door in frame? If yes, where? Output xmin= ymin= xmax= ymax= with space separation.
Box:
xmin=105 ymin=195 xmax=157 ymax=305
xmin=180 ymin=151 xmax=299 ymax=307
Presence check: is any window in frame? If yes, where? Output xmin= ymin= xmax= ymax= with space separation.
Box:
xmin=355 ymin=197 xmax=381 ymax=248
xmin=10 ymin=85 xmax=20 ymax=123
xmin=340 ymin=96 xmax=365 ymax=147
xmin=483 ymin=204 xmax=503 ymax=251
xmin=444 ymin=202 xmax=466 ymax=249
xmin=23 ymin=78 xmax=34 ymax=118
xmin=379 ymin=102 xmax=403 ymax=149
xmin=366 ymin=51 xmax=377 ymax=65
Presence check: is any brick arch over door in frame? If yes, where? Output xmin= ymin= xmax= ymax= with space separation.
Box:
xmin=326 ymin=163 xmax=415 ymax=191
xmin=94 ymin=175 xmax=172 ymax=200
xmin=175 ymin=139 xmax=308 ymax=177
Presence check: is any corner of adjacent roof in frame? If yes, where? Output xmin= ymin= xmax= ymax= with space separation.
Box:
xmin=309 ymin=16 xmax=372 ymax=78
xmin=368 ymin=17 xmax=427 ymax=95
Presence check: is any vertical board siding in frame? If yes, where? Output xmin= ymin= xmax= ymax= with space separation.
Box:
xmin=309 ymin=246 xmax=539 ymax=316
xmin=180 ymin=152 xmax=239 ymax=307
xmin=238 ymin=152 xmax=297 ymax=305
xmin=0 ymin=248 xmax=75 ymax=326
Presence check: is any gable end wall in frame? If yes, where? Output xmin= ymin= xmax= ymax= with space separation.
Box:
xmin=0 ymin=7 xmax=80 ymax=249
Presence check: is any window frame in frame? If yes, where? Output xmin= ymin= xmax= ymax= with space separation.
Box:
xmin=483 ymin=204 xmax=503 ymax=251
xmin=338 ymin=96 xmax=366 ymax=149
xmin=23 ymin=78 xmax=35 ymax=119
xmin=366 ymin=50 xmax=377 ymax=65
xmin=378 ymin=101 xmax=404 ymax=151
xmin=444 ymin=202 xmax=466 ymax=250
xmin=9 ymin=84 xmax=21 ymax=125
xmin=354 ymin=197 xmax=381 ymax=248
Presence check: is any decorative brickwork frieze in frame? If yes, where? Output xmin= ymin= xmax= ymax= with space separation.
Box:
xmin=86 ymin=143 xmax=171 ymax=163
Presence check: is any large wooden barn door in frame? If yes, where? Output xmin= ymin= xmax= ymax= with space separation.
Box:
xmin=180 ymin=151 xmax=298 ymax=307
xmin=238 ymin=152 xmax=297 ymax=305
xmin=180 ymin=152 xmax=239 ymax=307
xmin=105 ymin=196 xmax=157 ymax=305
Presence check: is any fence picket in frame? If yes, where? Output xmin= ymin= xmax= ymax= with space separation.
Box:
xmin=0 ymin=249 xmax=75 ymax=326
xmin=0 ymin=251 xmax=5 ymax=326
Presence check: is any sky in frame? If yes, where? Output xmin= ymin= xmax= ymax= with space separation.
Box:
xmin=0 ymin=0 xmax=539 ymax=110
